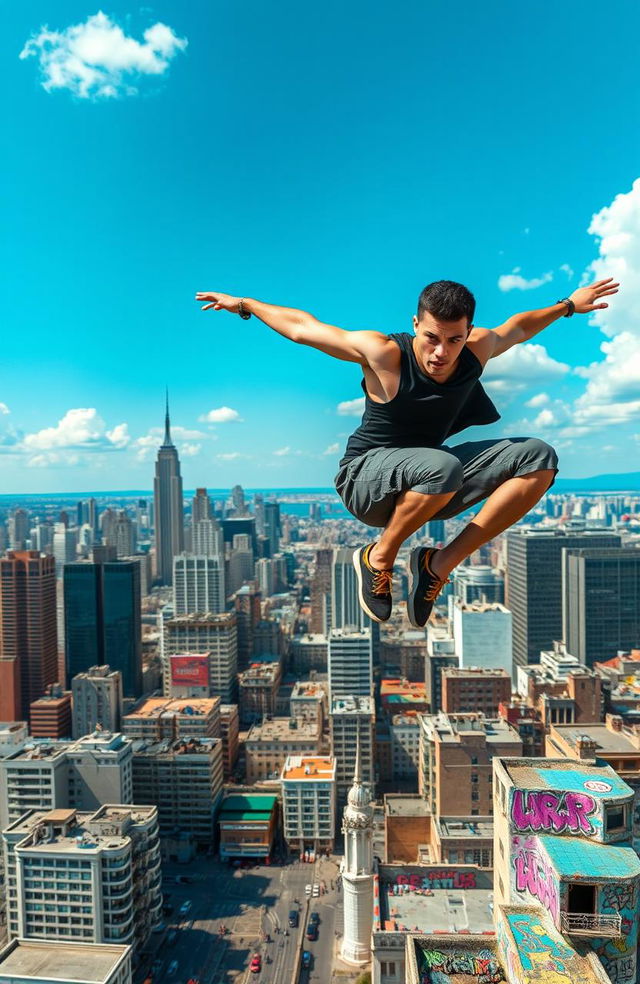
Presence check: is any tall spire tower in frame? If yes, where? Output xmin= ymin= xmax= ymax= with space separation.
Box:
xmin=153 ymin=392 xmax=184 ymax=585
xmin=340 ymin=734 xmax=374 ymax=965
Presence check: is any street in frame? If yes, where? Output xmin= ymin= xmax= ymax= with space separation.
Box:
xmin=138 ymin=854 xmax=343 ymax=984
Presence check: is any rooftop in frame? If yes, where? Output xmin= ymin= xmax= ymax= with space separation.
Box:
xmin=540 ymin=833 xmax=640 ymax=880
xmin=331 ymin=695 xmax=375 ymax=715
xmin=504 ymin=758 xmax=632 ymax=800
xmin=550 ymin=721 xmax=640 ymax=756
xmin=453 ymin=600 xmax=510 ymax=613
xmin=7 ymin=805 xmax=156 ymax=853
xmin=219 ymin=793 xmax=278 ymax=824
xmin=239 ymin=662 xmax=281 ymax=683
xmin=421 ymin=713 xmax=521 ymax=745
xmin=246 ymin=717 xmax=320 ymax=743
xmin=124 ymin=697 xmax=220 ymax=719
xmin=380 ymin=882 xmax=493 ymax=934
xmin=437 ymin=817 xmax=494 ymax=839
xmin=0 ymin=939 xmax=130 ymax=983
xmin=442 ymin=667 xmax=511 ymax=679
xmin=291 ymin=681 xmax=326 ymax=700
xmin=385 ymin=795 xmax=430 ymax=818
xmin=281 ymin=755 xmax=336 ymax=781
xmin=131 ymin=737 xmax=220 ymax=757
xmin=165 ymin=612 xmax=234 ymax=626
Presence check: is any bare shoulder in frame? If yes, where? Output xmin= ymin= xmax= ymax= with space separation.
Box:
xmin=467 ymin=326 xmax=498 ymax=366
xmin=353 ymin=330 xmax=401 ymax=369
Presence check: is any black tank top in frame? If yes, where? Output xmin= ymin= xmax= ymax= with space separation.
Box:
xmin=339 ymin=332 xmax=500 ymax=466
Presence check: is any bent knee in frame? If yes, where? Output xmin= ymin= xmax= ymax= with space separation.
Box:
xmin=412 ymin=450 xmax=464 ymax=492
xmin=512 ymin=437 xmax=558 ymax=476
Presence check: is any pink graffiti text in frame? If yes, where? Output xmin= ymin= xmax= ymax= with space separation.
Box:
xmin=396 ymin=870 xmax=477 ymax=890
xmin=513 ymin=847 xmax=559 ymax=922
xmin=511 ymin=789 xmax=597 ymax=836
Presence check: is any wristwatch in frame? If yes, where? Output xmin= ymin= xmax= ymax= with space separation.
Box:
xmin=238 ymin=298 xmax=251 ymax=320
xmin=556 ymin=297 xmax=575 ymax=317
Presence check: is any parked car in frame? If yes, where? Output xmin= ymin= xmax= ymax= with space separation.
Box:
xmin=179 ymin=900 xmax=192 ymax=916
xmin=306 ymin=923 xmax=318 ymax=941
xmin=309 ymin=911 xmax=320 ymax=925
xmin=304 ymin=884 xmax=312 ymax=895
xmin=312 ymin=884 xmax=320 ymax=897
xmin=288 ymin=909 xmax=299 ymax=927
xmin=250 ymin=953 xmax=262 ymax=974
xmin=167 ymin=960 xmax=179 ymax=976
xmin=302 ymin=951 xmax=313 ymax=969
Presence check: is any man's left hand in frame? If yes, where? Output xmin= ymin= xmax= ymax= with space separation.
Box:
xmin=569 ymin=277 xmax=620 ymax=313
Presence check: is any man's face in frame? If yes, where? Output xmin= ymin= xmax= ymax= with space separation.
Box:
xmin=412 ymin=310 xmax=471 ymax=378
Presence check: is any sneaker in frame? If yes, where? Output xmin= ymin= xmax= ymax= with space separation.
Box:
xmin=407 ymin=547 xmax=451 ymax=628
xmin=352 ymin=543 xmax=393 ymax=623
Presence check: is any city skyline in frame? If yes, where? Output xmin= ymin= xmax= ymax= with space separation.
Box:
xmin=2 ymin=3 xmax=640 ymax=491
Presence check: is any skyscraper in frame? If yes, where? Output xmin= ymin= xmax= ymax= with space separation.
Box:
xmin=192 ymin=488 xmax=212 ymax=522
xmin=173 ymin=553 xmax=225 ymax=615
xmin=0 ymin=551 xmax=58 ymax=720
xmin=264 ymin=502 xmax=280 ymax=555
xmin=563 ymin=547 xmax=640 ymax=667
xmin=328 ymin=628 xmax=373 ymax=702
xmin=332 ymin=548 xmax=370 ymax=631
xmin=64 ymin=560 xmax=142 ymax=697
xmin=153 ymin=393 xmax=184 ymax=585
xmin=506 ymin=529 xmax=621 ymax=668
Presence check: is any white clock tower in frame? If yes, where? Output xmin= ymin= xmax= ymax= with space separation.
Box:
xmin=340 ymin=737 xmax=374 ymax=965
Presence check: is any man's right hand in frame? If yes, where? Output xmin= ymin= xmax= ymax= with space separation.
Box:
xmin=195 ymin=291 xmax=241 ymax=312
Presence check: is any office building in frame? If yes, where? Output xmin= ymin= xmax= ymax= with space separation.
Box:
xmin=0 ymin=551 xmax=57 ymax=721
xmin=192 ymin=487 xmax=212 ymax=522
xmin=64 ymin=561 xmax=142 ymax=698
xmin=131 ymin=737 xmax=224 ymax=846
xmin=72 ymin=665 xmax=123 ymax=739
xmin=2 ymin=805 xmax=162 ymax=953
xmin=290 ymin=681 xmax=327 ymax=731
xmin=424 ymin=624 xmax=457 ymax=713
xmin=264 ymin=502 xmax=280 ymax=555
xmin=152 ymin=395 xmax=184 ymax=585
xmin=218 ymin=793 xmax=278 ymax=861
xmin=8 ymin=509 xmax=29 ymax=551
xmin=192 ymin=518 xmax=224 ymax=557
xmin=233 ymin=583 xmax=262 ymax=670
xmin=281 ymin=755 xmax=336 ymax=854
xmin=380 ymin=679 xmax=429 ymax=715
xmin=380 ymin=631 xmax=427 ymax=683
xmin=451 ymin=600 xmax=513 ymax=676
xmin=563 ymin=546 xmax=640 ymax=666
xmin=505 ymin=528 xmax=620 ymax=668
xmin=122 ymin=696 xmax=220 ymax=741
xmin=453 ymin=564 xmax=504 ymax=604
xmin=332 ymin=548 xmax=369 ymax=630
xmin=163 ymin=612 xmax=238 ymax=703
xmin=219 ymin=704 xmax=239 ymax=779
xmin=227 ymin=535 xmax=255 ymax=595
xmin=330 ymin=696 xmax=375 ymax=807
xmin=238 ymin=662 xmax=282 ymax=725
xmin=52 ymin=524 xmax=77 ymax=575
xmin=419 ymin=712 xmax=522 ymax=815
xmin=328 ymin=628 xmax=372 ymax=701
xmin=173 ymin=553 xmax=225 ymax=615
xmin=29 ymin=685 xmax=72 ymax=739
xmin=0 ymin=939 xmax=132 ymax=984
xmin=0 ymin=731 xmax=133 ymax=832
xmin=244 ymin=717 xmax=323 ymax=783
xmin=389 ymin=712 xmax=421 ymax=780
xmin=441 ymin=667 xmax=511 ymax=716
xmin=289 ymin=633 xmax=328 ymax=675
xmin=309 ymin=548 xmax=333 ymax=634
xmin=0 ymin=722 xmax=28 ymax=758
xmin=111 ymin=512 xmax=135 ymax=558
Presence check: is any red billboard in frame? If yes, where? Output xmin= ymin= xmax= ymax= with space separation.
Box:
xmin=170 ymin=654 xmax=209 ymax=687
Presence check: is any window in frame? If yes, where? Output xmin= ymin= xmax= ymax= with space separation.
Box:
xmin=605 ymin=806 xmax=626 ymax=833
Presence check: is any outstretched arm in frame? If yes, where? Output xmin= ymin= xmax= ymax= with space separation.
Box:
xmin=194 ymin=290 xmax=392 ymax=367
xmin=473 ymin=278 xmax=619 ymax=360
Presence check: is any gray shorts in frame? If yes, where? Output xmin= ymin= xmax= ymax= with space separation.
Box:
xmin=334 ymin=437 xmax=558 ymax=529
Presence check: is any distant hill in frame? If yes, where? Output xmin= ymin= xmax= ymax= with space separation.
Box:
xmin=553 ymin=472 xmax=640 ymax=493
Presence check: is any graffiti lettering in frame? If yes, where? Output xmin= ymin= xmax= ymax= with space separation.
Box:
xmin=602 ymin=883 xmax=635 ymax=913
xmin=513 ymin=848 xmax=559 ymax=922
xmin=419 ymin=947 xmax=505 ymax=983
xmin=395 ymin=870 xmax=477 ymax=890
xmin=604 ymin=955 xmax=635 ymax=983
xmin=511 ymin=789 xmax=597 ymax=836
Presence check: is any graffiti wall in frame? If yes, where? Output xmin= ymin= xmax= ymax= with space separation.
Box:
xmin=380 ymin=864 xmax=492 ymax=891
xmin=510 ymin=789 xmax=600 ymax=839
xmin=505 ymin=912 xmax=578 ymax=984
xmin=510 ymin=835 xmax=559 ymax=924
xmin=593 ymin=881 xmax=638 ymax=984
xmin=417 ymin=945 xmax=505 ymax=984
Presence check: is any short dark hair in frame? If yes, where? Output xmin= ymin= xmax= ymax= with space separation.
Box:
xmin=417 ymin=280 xmax=475 ymax=327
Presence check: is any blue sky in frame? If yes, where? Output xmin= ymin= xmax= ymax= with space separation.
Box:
xmin=2 ymin=0 xmax=640 ymax=492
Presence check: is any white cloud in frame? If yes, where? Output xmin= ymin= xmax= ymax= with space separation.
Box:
xmin=533 ymin=408 xmax=557 ymax=428
xmin=24 ymin=408 xmax=129 ymax=451
xmin=0 ymin=403 xmax=9 ymax=415
xmin=216 ymin=452 xmax=251 ymax=461
xmin=498 ymin=268 xmax=553 ymax=292
xmin=525 ymin=392 xmax=549 ymax=409
xmin=323 ymin=442 xmax=340 ymax=455
xmin=483 ymin=344 xmax=570 ymax=394
xmin=568 ymin=179 xmax=640 ymax=432
xmin=337 ymin=397 xmax=366 ymax=416
xmin=105 ymin=422 xmax=130 ymax=448
xmin=20 ymin=11 xmax=187 ymax=100
xmin=133 ymin=424 xmax=208 ymax=460
xmin=198 ymin=406 xmax=243 ymax=424
xmin=273 ymin=446 xmax=291 ymax=456
xmin=560 ymin=263 xmax=574 ymax=280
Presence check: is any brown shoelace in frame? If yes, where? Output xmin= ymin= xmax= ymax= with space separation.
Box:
xmin=372 ymin=568 xmax=393 ymax=596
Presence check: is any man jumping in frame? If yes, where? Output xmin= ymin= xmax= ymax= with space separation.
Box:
xmin=195 ymin=278 xmax=618 ymax=626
